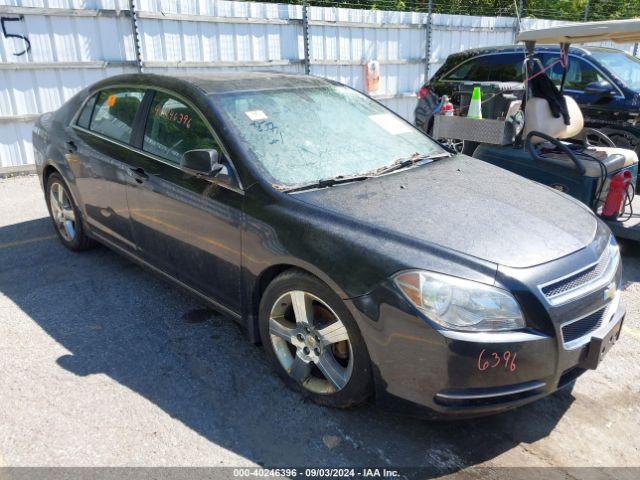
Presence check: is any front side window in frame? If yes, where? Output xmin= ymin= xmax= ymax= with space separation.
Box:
xmin=89 ymin=88 xmax=145 ymax=143
xmin=143 ymin=92 xmax=218 ymax=165
xmin=214 ymin=85 xmax=445 ymax=187
xmin=541 ymin=55 xmax=606 ymax=91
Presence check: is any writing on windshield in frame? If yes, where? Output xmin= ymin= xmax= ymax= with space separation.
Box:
xmin=214 ymin=85 xmax=444 ymax=187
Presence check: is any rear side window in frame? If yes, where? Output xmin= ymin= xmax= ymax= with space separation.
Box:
xmin=89 ymin=88 xmax=145 ymax=144
xmin=76 ymin=94 xmax=97 ymax=129
xmin=442 ymin=57 xmax=492 ymax=82
xmin=143 ymin=91 xmax=218 ymax=165
xmin=487 ymin=53 xmax=525 ymax=82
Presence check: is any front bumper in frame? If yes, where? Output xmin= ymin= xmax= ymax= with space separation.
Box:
xmin=349 ymin=284 xmax=625 ymax=419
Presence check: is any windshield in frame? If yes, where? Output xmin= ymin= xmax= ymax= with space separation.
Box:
xmin=213 ymin=85 xmax=445 ymax=187
xmin=590 ymin=49 xmax=640 ymax=92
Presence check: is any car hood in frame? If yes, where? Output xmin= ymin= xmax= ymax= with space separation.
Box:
xmin=293 ymin=155 xmax=597 ymax=269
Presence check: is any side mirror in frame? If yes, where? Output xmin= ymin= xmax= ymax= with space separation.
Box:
xmin=584 ymin=80 xmax=615 ymax=96
xmin=180 ymin=149 xmax=223 ymax=177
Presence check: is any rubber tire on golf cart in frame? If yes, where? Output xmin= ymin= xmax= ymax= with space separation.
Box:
xmin=45 ymin=172 xmax=96 ymax=252
xmin=259 ymin=269 xmax=373 ymax=409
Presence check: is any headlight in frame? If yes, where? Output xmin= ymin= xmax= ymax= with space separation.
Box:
xmin=393 ymin=270 xmax=525 ymax=332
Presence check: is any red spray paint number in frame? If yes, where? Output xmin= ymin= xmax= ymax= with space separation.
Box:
xmin=477 ymin=349 xmax=517 ymax=372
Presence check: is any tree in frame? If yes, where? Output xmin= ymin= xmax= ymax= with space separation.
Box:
xmin=274 ymin=0 xmax=639 ymax=21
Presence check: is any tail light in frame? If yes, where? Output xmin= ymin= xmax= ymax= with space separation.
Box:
xmin=418 ymin=86 xmax=430 ymax=99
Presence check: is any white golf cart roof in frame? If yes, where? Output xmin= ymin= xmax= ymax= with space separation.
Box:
xmin=517 ymin=18 xmax=640 ymax=45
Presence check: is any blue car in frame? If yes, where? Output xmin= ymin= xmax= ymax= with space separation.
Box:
xmin=415 ymin=45 xmax=640 ymax=154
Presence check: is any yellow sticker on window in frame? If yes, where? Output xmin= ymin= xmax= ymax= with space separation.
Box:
xmin=107 ymin=95 xmax=117 ymax=107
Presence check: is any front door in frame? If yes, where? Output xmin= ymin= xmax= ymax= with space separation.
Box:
xmin=540 ymin=54 xmax=622 ymax=128
xmin=125 ymin=90 xmax=243 ymax=312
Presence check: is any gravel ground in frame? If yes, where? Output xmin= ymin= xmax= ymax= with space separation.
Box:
xmin=0 ymin=175 xmax=639 ymax=474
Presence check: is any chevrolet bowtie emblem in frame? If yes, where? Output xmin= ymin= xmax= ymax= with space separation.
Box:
xmin=604 ymin=282 xmax=617 ymax=301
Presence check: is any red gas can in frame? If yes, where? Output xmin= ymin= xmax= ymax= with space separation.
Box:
xmin=602 ymin=170 xmax=633 ymax=220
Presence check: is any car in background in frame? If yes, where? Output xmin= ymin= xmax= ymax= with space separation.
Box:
xmin=415 ymin=45 xmax=640 ymax=154
xmin=34 ymin=72 xmax=624 ymax=418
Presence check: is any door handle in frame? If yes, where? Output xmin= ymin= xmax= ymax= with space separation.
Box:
xmin=65 ymin=140 xmax=77 ymax=153
xmin=128 ymin=167 xmax=148 ymax=183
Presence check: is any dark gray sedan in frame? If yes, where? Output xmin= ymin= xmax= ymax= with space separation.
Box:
xmin=33 ymin=72 xmax=625 ymax=418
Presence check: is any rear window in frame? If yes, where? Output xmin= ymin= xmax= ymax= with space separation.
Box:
xmin=76 ymin=94 xmax=97 ymax=129
xmin=89 ymin=88 xmax=145 ymax=144
xmin=442 ymin=57 xmax=491 ymax=82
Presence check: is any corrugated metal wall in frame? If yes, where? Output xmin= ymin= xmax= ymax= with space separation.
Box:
xmin=429 ymin=14 xmax=516 ymax=75
xmin=135 ymin=0 xmax=304 ymax=71
xmin=305 ymin=7 xmax=427 ymax=121
xmin=0 ymin=0 xmax=135 ymax=166
xmin=0 ymin=0 xmax=636 ymax=168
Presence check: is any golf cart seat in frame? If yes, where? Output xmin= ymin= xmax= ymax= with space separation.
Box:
xmin=524 ymin=95 xmax=638 ymax=177
xmin=524 ymin=96 xmax=583 ymax=141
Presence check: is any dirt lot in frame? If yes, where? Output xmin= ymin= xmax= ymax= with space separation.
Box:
xmin=1 ymin=175 xmax=639 ymax=475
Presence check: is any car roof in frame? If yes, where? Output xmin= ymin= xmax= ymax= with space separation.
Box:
xmin=445 ymin=44 xmax=627 ymax=60
xmin=91 ymin=71 xmax=335 ymax=95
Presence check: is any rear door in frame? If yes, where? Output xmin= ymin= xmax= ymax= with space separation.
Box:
xmin=125 ymin=90 xmax=243 ymax=312
xmin=436 ymin=55 xmax=493 ymax=106
xmin=70 ymin=87 xmax=146 ymax=251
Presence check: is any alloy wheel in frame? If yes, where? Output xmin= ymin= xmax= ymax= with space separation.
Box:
xmin=269 ymin=290 xmax=353 ymax=394
xmin=49 ymin=182 xmax=76 ymax=242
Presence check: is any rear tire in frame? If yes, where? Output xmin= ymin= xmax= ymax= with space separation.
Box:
xmin=259 ymin=269 xmax=373 ymax=408
xmin=45 ymin=172 xmax=95 ymax=251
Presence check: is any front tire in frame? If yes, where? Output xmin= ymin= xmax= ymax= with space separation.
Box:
xmin=259 ymin=270 xmax=373 ymax=408
xmin=45 ymin=172 xmax=95 ymax=251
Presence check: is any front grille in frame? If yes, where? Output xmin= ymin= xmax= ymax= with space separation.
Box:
xmin=542 ymin=249 xmax=609 ymax=299
xmin=561 ymin=308 xmax=606 ymax=343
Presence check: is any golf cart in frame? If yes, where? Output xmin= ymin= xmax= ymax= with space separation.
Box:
xmin=434 ymin=19 xmax=640 ymax=241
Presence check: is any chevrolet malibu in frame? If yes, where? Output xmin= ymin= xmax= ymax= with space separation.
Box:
xmin=33 ymin=72 xmax=625 ymax=418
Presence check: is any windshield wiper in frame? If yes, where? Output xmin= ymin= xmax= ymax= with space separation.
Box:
xmin=280 ymin=151 xmax=450 ymax=193
xmin=373 ymin=151 xmax=450 ymax=176
xmin=283 ymin=174 xmax=373 ymax=193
